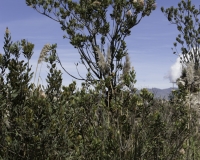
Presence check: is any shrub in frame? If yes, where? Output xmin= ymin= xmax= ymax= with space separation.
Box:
xmin=0 ymin=28 xmax=199 ymax=160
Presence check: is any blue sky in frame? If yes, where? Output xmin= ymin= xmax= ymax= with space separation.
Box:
xmin=0 ymin=0 xmax=200 ymax=90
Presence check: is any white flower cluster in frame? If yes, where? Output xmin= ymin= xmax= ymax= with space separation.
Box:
xmin=5 ymin=27 xmax=9 ymax=34
xmin=126 ymin=0 xmax=145 ymax=16
xmin=176 ymin=62 xmax=196 ymax=87
xmin=126 ymin=10 xmax=132 ymax=16
xmin=95 ymin=46 xmax=111 ymax=75
xmin=34 ymin=44 xmax=51 ymax=85
xmin=133 ymin=0 xmax=144 ymax=6
xmin=123 ymin=54 xmax=131 ymax=75
xmin=38 ymin=44 xmax=51 ymax=64
xmin=186 ymin=62 xmax=195 ymax=85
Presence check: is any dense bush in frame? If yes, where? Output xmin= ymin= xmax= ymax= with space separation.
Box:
xmin=0 ymin=30 xmax=200 ymax=159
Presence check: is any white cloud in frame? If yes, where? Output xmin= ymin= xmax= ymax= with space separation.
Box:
xmin=168 ymin=57 xmax=182 ymax=82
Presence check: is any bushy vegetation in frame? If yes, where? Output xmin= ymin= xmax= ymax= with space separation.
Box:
xmin=0 ymin=0 xmax=200 ymax=159
xmin=0 ymin=28 xmax=199 ymax=160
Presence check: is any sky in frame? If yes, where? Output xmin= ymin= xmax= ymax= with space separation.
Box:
xmin=0 ymin=0 xmax=200 ymax=90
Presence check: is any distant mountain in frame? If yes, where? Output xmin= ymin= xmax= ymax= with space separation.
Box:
xmin=90 ymin=87 xmax=178 ymax=100
xmin=137 ymin=87 xmax=178 ymax=100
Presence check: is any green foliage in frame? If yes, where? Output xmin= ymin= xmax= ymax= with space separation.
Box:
xmin=161 ymin=0 xmax=200 ymax=70
xmin=0 ymin=0 xmax=199 ymax=159
xmin=1 ymin=29 xmax=199 ymax=159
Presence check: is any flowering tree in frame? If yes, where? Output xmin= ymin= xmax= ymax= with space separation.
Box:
xmin=26 ymin=0 xmax=156 ymax=107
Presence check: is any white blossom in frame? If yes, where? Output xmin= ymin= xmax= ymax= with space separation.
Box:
xmin=123 ymin=54 xmax=131 ymax=75
xmin=38 ymin=43 xmax=51 ymax=64
xmin=5 ymin=27 xmax=9 ymax=34
xmin=176 ymin=78 xmax=185 ymax=87
xmin=138 ymin=0 xmax=144 ymax=5
xmin=133 ymin=0 xmax=144 ymax=6
xmin=179 ymin=148 xmax=185 ymax=155
xmin=95 ymin=46 xmax=106 ymax=71
xmin=95 ymin=46 xmax=110 ymax=74
xmin=92 ymin=1 xmax=101 ymax=6
xmin=186 ymin=62 xmax=195 ymax=84
xmin=126 ymin=10 xmax=132 ymax=16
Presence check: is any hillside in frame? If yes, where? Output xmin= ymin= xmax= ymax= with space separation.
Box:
xmin=137 ymin=87 xmax=178 ymax=100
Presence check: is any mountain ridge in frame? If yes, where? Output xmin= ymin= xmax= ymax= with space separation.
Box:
xmin=138 ymin=87 xmax=178 ymax=100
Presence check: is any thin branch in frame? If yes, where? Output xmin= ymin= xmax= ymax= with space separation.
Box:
xmin=74 ymin=62 xmax=84 ymax=79
xmin=34 ymin=7 xmax=59 ymax=22
xmin=56 ymin=54 xmax=85 ymax=81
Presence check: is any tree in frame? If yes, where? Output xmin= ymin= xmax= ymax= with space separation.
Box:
xmin=162 ymin=1 xmax=200 ymax=158
xmin=161 ymin=0 xmax=200 ymax=70
xmin=26 ymin=0 xmax=156 ymax=107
